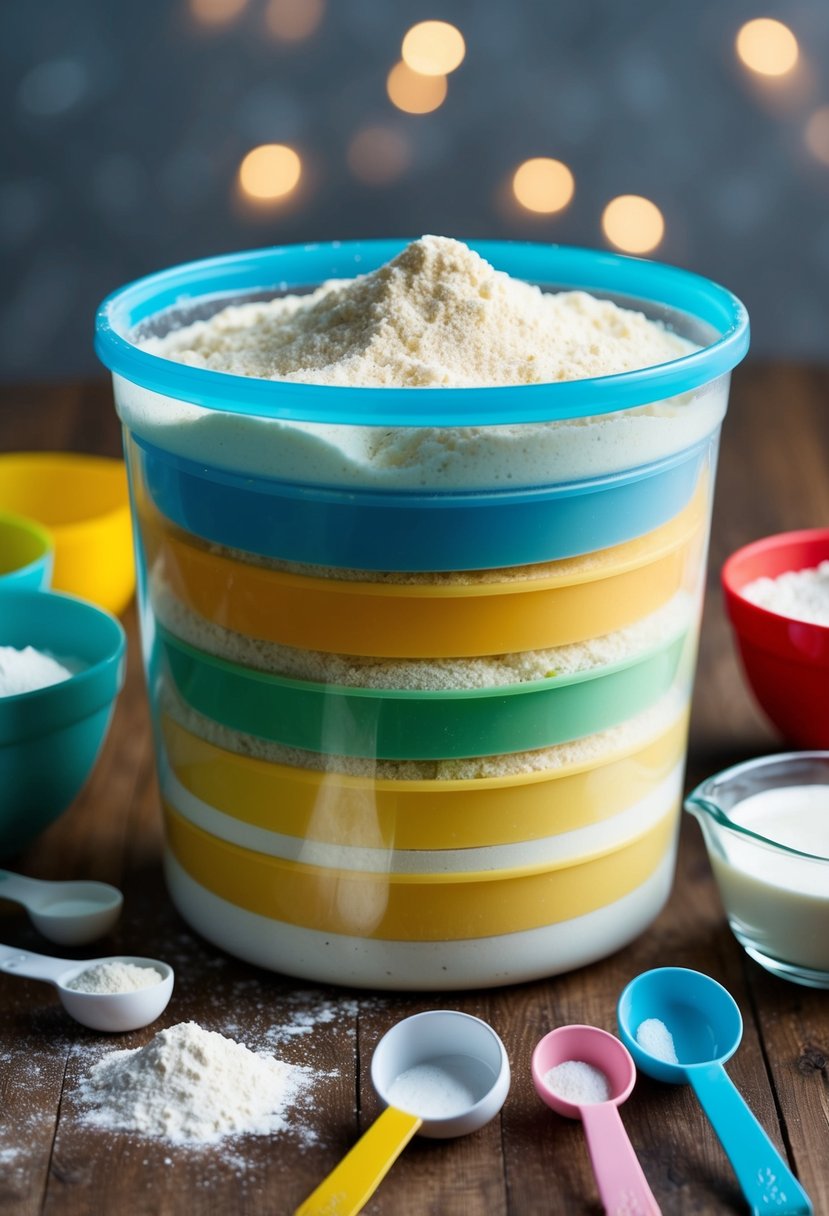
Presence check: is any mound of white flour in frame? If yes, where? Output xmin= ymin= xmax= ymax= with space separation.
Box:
xmin=76 ymin=1021 xmax=311 ymax=1144
xmin=118 ymin=237 xmax=725 ymax=491
xmin=142 ymin=236 xmax=692 ymax=388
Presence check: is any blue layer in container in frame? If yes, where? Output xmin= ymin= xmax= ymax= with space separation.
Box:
xmin=133 ymin=433 xmax=710 ymax=571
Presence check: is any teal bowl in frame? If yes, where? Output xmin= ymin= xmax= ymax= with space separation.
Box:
xmin=0 ymin=589 xmax=126 ymax=857
xmin=0 ymin=511 xmax=53 ymax=590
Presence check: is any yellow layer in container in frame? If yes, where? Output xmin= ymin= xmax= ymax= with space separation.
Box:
xmin=160 ymin=708 xmax=687 ymax=850
xmin=163 ymin=801 xmax=676 ymax=940
xmin=140 ymin=477 xmax=706 ymax=657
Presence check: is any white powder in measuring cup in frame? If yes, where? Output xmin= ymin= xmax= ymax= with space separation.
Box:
xmin=543 ymin=1060 xmax=610 ymax=1104
xmin=0 ymin=646 xmax=72 ymax=696
xmin=76 ymin=1021 xmax=312 ymax=1143
xmin=386 ymin=1055 xmax=487 ymax=1119
xmin=635 ymin=1017 xmax=679 ymax=1064
xmin=742 ymin=560 xmax=829 ymax=627
xmin=66 ymin=961 xmax=163 ymax=995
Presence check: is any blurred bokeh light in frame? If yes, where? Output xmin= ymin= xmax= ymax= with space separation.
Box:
xmin=347 ymin=126 xmax=412 ymax=185
xmin=3 ymin=0 xmax=829 ymax=377
xmin=264 ymin=0 xmax=325 ymax=42
xmin=805 ymin=106 xmax=829 ymax=166
xmin=190 ymin=0 xmax=249 ymax=27
xmin=512 ymin=158 xmax=575 ymax=214
xmin=601 ymin=196 xmax=665 ymax=255
xmin=735 ymin=18 xmax=799 ymax=77
xmin=386 ymin=61 xmax=448 ymax=114
xmin=401 ymin=21 xmax=465 ymax=76
xmin=238 ymin=143 xmax=301 ymax=201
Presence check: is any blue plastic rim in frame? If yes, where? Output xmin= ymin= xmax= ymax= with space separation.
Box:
xmin=95 ymin=240 xmax=749 ymax=427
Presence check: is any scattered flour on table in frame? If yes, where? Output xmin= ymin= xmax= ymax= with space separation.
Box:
xmin=75 ymin=1021 xmax=314 ymax=1144
xmin=742 ymin=561 xmax=829 ymax=627
xmin=0 ymin=645 xmax=72 ymax=696
xmin=66 ymin=961 xmax=163 ymax=995
xmin=141 ymin=236 xmax=693 ymax=389
xmin=262 ymin=998 xmax=358 ymax=1046
xmin=636 ymin=1017 xmax=679 ymax=1064
xmin=543 ymin=1060 xmax=610 ymax=1104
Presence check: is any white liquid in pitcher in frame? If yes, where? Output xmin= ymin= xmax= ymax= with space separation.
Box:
xmin=712 ymin=785 xmax=829 ymax=973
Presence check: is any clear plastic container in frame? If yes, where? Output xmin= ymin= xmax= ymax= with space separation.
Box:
xmin=96 ymin=241 xmax=749 ymax=989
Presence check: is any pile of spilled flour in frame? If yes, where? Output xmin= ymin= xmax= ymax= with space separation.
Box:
xmin=75 ymin=1021 xmax=314 ymax=1144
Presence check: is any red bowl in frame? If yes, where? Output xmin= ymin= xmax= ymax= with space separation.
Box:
xmin=722 ymin=529 xmax=829 ymax=747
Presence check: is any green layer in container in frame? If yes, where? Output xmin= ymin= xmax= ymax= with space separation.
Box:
xmin=157 ymin=625 xmax=690 ymax=761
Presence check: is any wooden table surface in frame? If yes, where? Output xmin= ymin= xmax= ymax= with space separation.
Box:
xmin=1 ymin=367 xmax=828 ymax=1216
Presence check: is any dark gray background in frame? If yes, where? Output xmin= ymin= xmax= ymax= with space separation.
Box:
xmin=2 ymin=0 xmax=828 ymax=380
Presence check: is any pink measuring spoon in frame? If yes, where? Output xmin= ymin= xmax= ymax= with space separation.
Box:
xmin=532 ymin=1025 xmax=661 ymax=1216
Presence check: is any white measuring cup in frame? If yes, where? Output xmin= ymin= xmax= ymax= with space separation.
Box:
xmin=295 ymin=1009 xmax=510 ymax=1216
xmin=0 ymin=943 xmax=174 ymax=1032
xmin=0 ymin=868 xmax=122 ymax=945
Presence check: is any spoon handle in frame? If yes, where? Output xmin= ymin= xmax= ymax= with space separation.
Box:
xmin=581 ymin=1102 xmax=662 ymax=1216
xmin=293 ymin=1105 xmax=422 ymax=1216
xmin=0 ymin=869 xmax=45 ymax=907
xmin=0 ymin=942 xmax=75 ymax=984
xmin=690 ymin=1063 xmax=812 ymax=1215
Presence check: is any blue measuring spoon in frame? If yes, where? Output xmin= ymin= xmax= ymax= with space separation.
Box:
xmin=617 ymin=968 xmax=812 ymax=1216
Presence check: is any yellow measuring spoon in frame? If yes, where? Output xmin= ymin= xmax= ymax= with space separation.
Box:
xmin=294 ymin=1009 xmax=510 ymax=1216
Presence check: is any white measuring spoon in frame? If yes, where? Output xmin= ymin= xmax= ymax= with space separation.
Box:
xmin=0 ymin=868 xmax=122 ymax=945
xmin=0 ymin=943 xmax=174 ymax=1032
xmin=295 ymin=1009 xmax=510 ymax=1216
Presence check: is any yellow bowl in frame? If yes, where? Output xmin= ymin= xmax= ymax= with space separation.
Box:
xmin=0 ymin=452 xmax=134 ymax=615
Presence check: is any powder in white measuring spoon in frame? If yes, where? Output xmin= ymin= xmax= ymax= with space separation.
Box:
xmin=386 ymin=1055 xmax=489 ymax=1119
xmin=543 ymin=1060 xmax=610 ymax=1104
xmin=76 ymin=1021 xmax=312 ymax=1143
xmin=0 ymin=645 xmax=72 ymax=696
xmin=42 ymin=899 xmax=111 ymax=918
xmin=742 ymin=560 xmax=829 ymax=627
xmin=66 ymin=961 xmax=163 ymax=994
xmin=636 ymin=1017 xmax=679 ymax=1064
